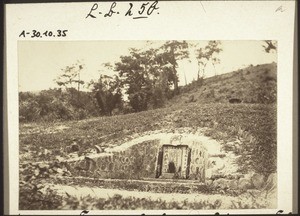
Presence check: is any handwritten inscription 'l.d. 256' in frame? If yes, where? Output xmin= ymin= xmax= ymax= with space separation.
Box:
xmin=86 ymin=1 xmax=159 ymax=19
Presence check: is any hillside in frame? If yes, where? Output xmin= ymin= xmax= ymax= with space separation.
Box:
xmin=170 ymin=63 xmax=277 ymax=106
xmin=19 ymin=63 xmax=277 ymax=210
xmin=20 ymin=63 xmax=277 ymax=173
xmin=20 ymin=103 xmax=276 ymax=174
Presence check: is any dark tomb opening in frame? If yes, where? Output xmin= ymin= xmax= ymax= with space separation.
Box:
xmin=168 ymin=161 xmax=176 ymax=173
xmin=156 ymin=144 xmax=190 ymax=179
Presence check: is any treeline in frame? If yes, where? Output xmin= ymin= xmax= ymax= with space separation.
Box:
xmin=19 ymin=40 xmax=223 ymax=122
xmin=19 ymin=89 xmax=100 ymax=122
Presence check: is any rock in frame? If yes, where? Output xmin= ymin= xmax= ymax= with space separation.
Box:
xmin=251 ymin=173 xmax=265 ymax=189
xmin=238 ymin=178 xmax=253 ymax=190
xmin=85 ymin=156 xmax=97 ymax=172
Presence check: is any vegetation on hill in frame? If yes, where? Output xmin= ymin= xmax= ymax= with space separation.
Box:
xmin=19 ymin=89 xmax=100 ymax=122
xmin=174 ymin=62 xmax=277 ymax=105
xmin=19 ymin=62 xmax=277 ymax=122
xmin=19 ymin=40 xmax=226 ymax=122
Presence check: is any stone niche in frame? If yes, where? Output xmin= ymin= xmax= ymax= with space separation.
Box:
xmin=158 ymin=145 xmax=190 ymax=179
xmin=155 ymin=142 xmax=208 ymax=182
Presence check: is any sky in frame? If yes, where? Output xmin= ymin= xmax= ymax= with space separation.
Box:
xmin=18 ymin=40 xmax=277 ymax=92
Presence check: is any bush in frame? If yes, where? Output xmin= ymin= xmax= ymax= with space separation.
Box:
xmin=20 ymin=181 xmax=62 ymax=210
xmin=58 ymin=194 xmax=223 ymax=210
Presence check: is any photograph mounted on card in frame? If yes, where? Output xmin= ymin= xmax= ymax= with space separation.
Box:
xmin=4 ymin=0 xmax=296 ymax=215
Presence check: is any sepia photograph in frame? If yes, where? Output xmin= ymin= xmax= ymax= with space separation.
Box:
xmin=18 ymin=40 xmax=278 ymax=210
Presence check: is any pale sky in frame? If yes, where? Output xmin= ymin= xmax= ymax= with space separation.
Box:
xmin=18 ymin=40 xmax=277 ymax=92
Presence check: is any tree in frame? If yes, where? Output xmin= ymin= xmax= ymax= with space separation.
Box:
xmin=114 ymin=41 xmax=189 ymax=112
xmin=195 ymin=40 xmax=222 ymax=79
xmin=207 ymin=41 xmax=222 ymax=76
xmin=139 ymin=48 xmax=174 ymax=107
xmin=262 ymin=40 xmax=277 ymax=53
xmin=55 ymin=61 xmax=85 ymax=103
xmin=115 ymin=48 xmax=153 ymax=112
xmin=195 ymin=47 xmax=208 ymax=80
xmin=90 ymin=74 xmax=122 ymax=116
xmin=160 ymin=41 xmax=189 ymax=95
xmin=153 ymin=51 xmax=175 ymax=104
xmin=115 ymin=46 xmax=175 ymax=112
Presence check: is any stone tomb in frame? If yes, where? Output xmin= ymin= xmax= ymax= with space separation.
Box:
xmin=70 ymin=133 xmax=221 ymax=182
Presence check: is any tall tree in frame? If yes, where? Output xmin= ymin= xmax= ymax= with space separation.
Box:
xmin=160 ymin=40 xmax=189 ymax=95
xmin=115 ymin=48 xmax=154 ymax=112
xmin=55 ymin=60 xmax=85 ymax=103
xmin=115 ymin=47 xmax=174 ymax=111
xmin=90 ymin=74 xmax=122 ymax=116
xmin=195 ymin=40 xmax=222 ymax=78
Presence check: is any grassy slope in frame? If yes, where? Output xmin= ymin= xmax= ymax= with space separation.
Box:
xmin=20 ymin=63 xmax=277 ymax=175
xmin=20 ymin=103 xmax=276 ymax=174
xmin=171 ymin=63 xmax=277 ymax=105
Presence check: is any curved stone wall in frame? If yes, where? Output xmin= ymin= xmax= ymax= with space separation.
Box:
xmin=68 ymin=132 xmax=223 ymax=182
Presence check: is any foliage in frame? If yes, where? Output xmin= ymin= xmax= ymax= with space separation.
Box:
xmin=195 ymin=40 xmax=223 ymax=79
xmin=19 ymin=181 xmax=63 ymax=210
xmin=160 ymin=40 xmax=189 ymax=95
xmin=19 ymin=89 xmax=99 ymax=122
xmin=19 ymin=162 xmax=65 ymax=210
xmin=55 ymin=61 xmax=85 ymax=91
xmin=58 ymin=193 xmax=223 ymax=210
xmin=113 ymin=40 xmax=190 ymax=111
xmin=90 ymin=75 xmax=123 ymax=115
xmin=20 ymin=43 xmax=275 ymax=119
xmin=262 ymin=40 xmax=277 ymax=53
xmin=115 ymin=47 xmax=174 ymax=111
